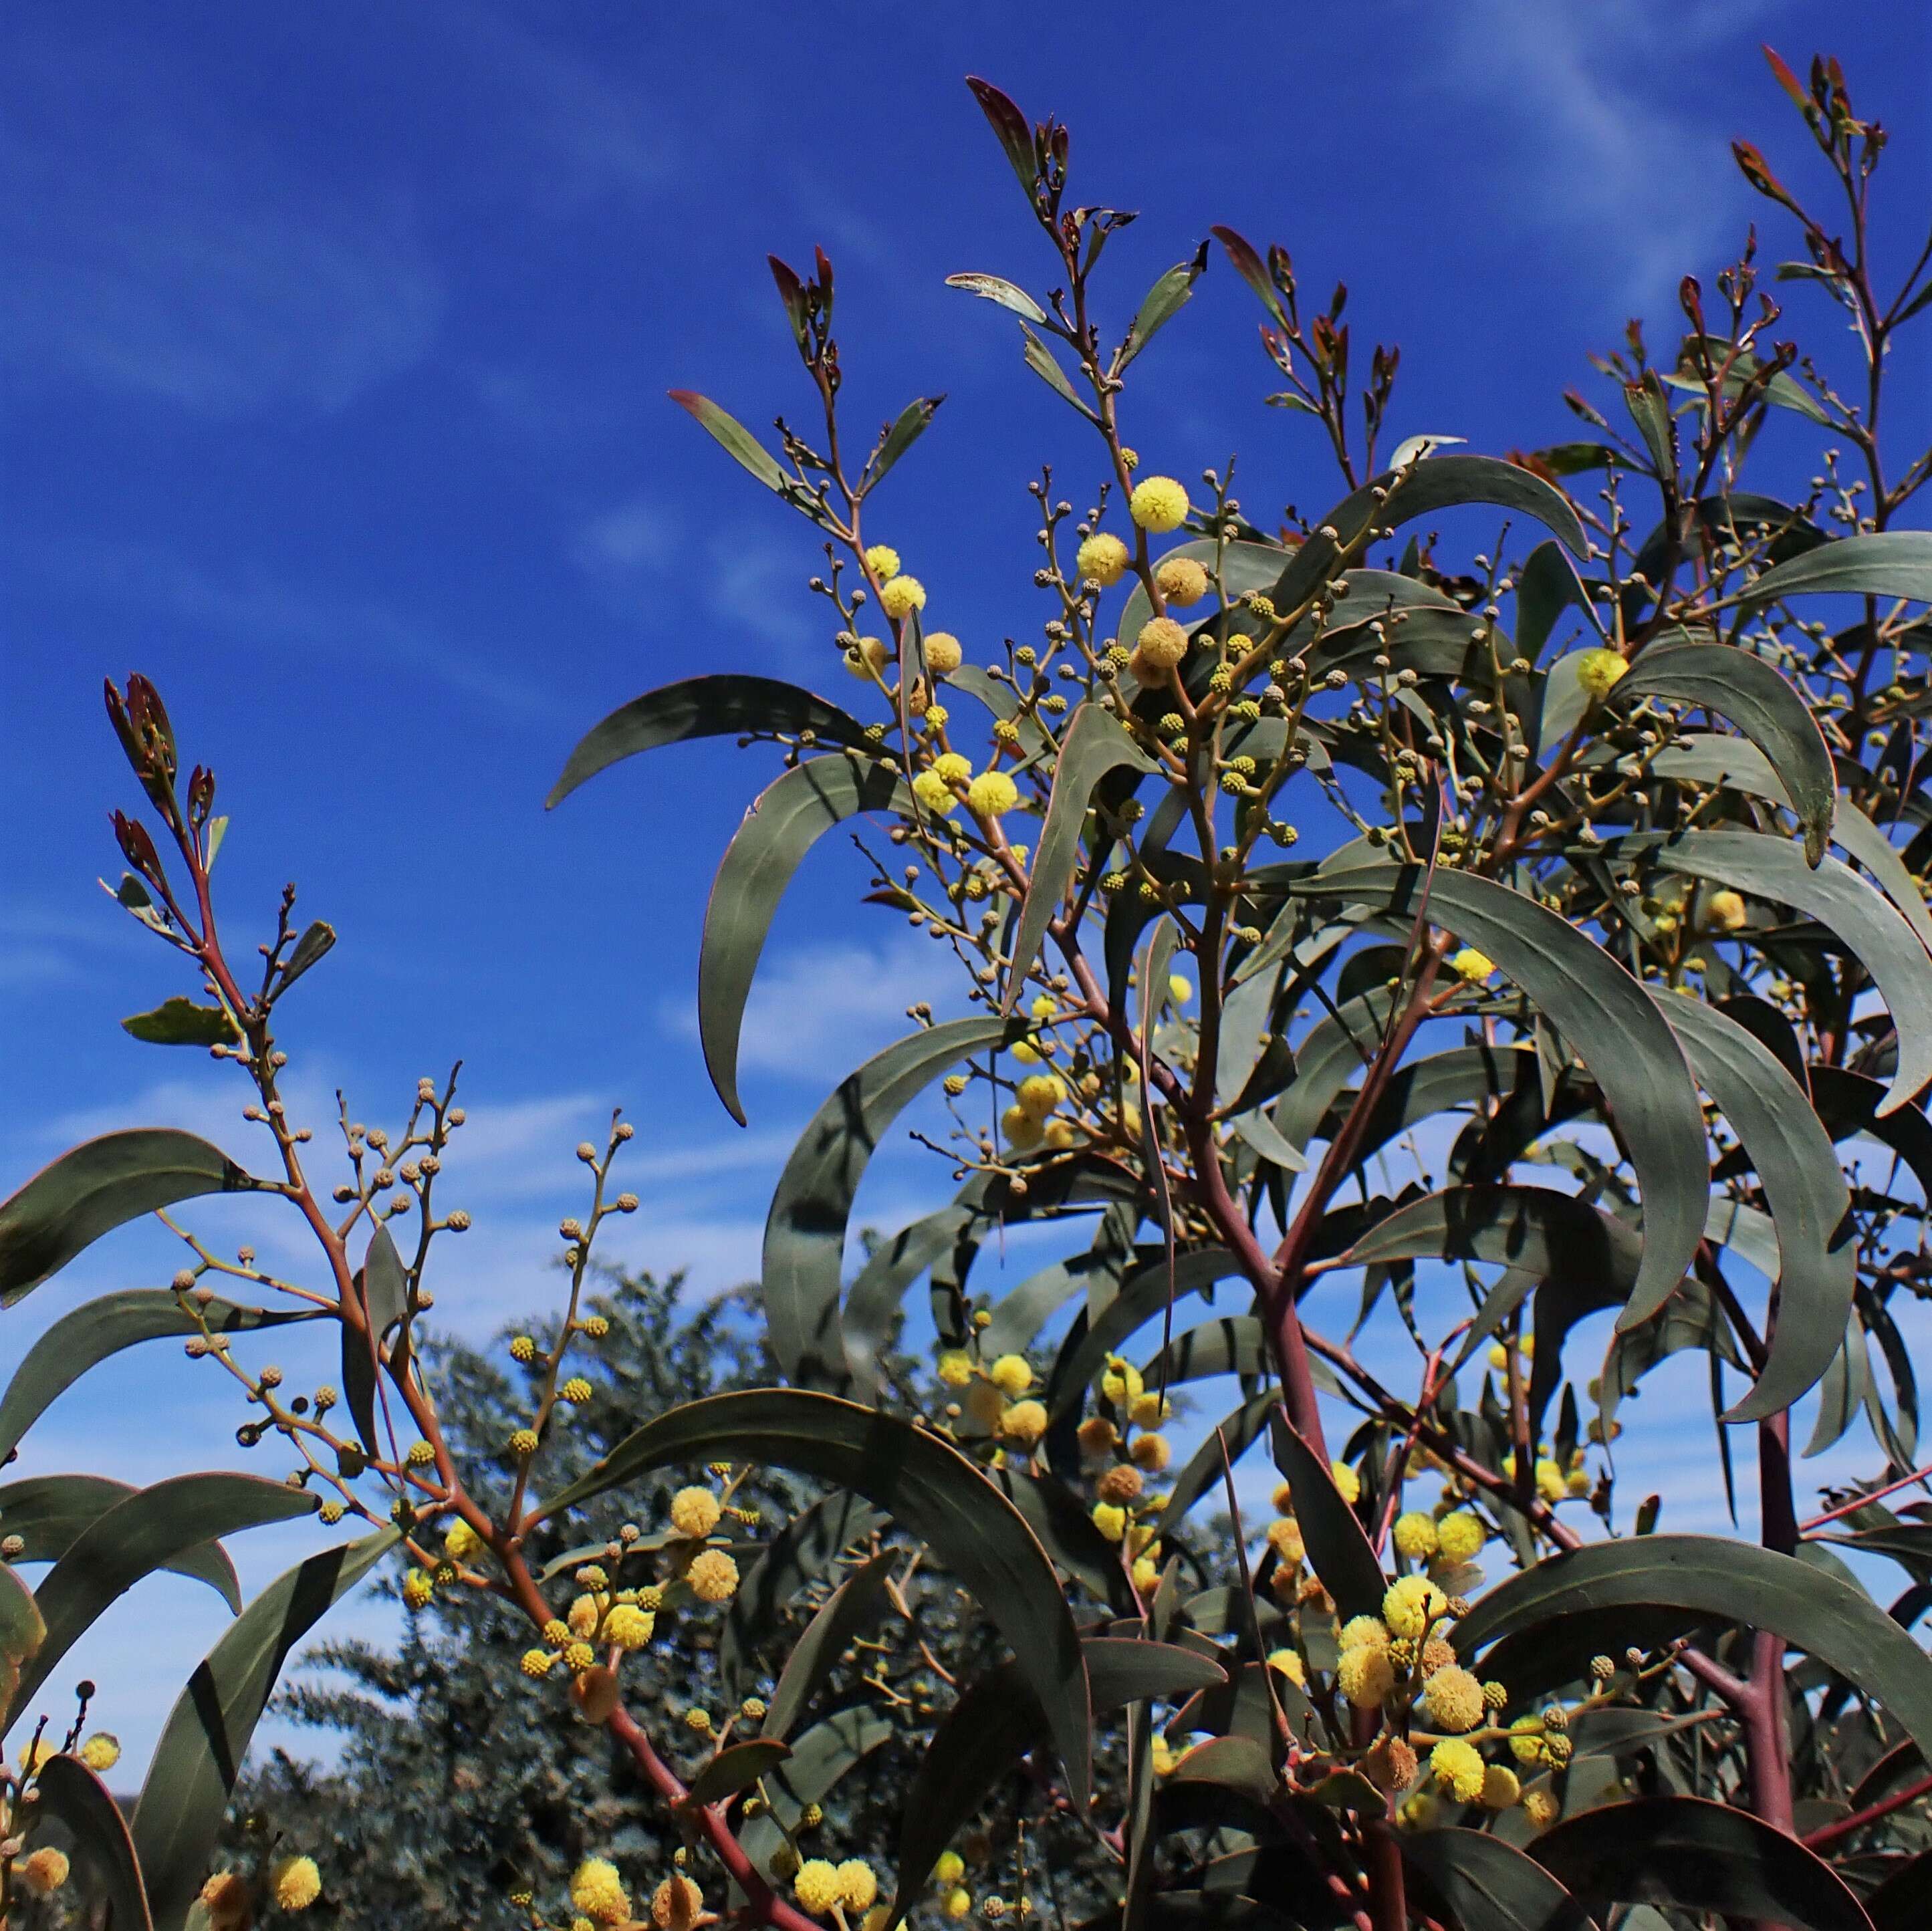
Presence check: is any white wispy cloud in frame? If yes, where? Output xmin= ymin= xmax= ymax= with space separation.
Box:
xmin=1 ymin=29 xmax=443 ymax=418
xmin=1416 ymin=0 xmax=1779 ymax=307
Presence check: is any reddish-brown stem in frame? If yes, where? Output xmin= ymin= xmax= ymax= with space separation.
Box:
xmin=1801 ymin=1768 xmax=1932 ymax=1851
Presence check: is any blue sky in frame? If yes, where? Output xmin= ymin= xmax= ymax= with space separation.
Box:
xmin=5 ymin=0 xmax=1931 ymax=1775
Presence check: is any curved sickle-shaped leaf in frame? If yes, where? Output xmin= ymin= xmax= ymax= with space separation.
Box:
xmin=886 ymin=1637 xmax=1225 ymax=1927
xmin=0 ymin=1130 xmax=257 ymax=1305
xmin=686 ymin=1736 xmax=792 ymax=1809
xmin=1658 ymin=992 xmax=1854 ymax=1420
xmin=535 ymin=1388 xmax=1092 ymax=1805
xmin=1619 ymin=640 xmax=1836 ymax=864
xmin=33 ymin=1753 xmax=154 ymax=1931
xmin=1651 ymin=736 xmax=1932 ymax=951
xmin=1531 ymin=1795 xmax=1871 ymax=1931
xmin=1868 ymin=1848 xmax=1932 ymax=1931
xmin=701 ymin=757 xmax=913 ymax=1124
xmin=0 ymin=1475 xmax=238 ymax=1606
xmin=1143 ymin=1315 xmax=1267 ymax=1386
xmin=1270 ymin=1413 xmax=1385 ymax=1621
xmin=1514 ymin=539 xmax=1597 ymax=661
xmin=1808 ymin=1068 xmax=1932 ymax=1202
xmin=1269 ymin=455 xmax=1589 ymax=620
xmin=342 ymin=1224 xmax=409 ymax=1464
xmin=1656 ymin=829 xmax=1932 ymax=1113
xmin=991 ymin=1468 xmax=1134 ymax=1613
xmin=669 ymin=390 xmax=838 ymax=529
xmin=1272 ymin=988 xmax=1397 ymax=1152
xmin=763 ymin=1017 xmax=1021 ymax=1388
xmin=1735 ymin=528 xmax=1932 ymax=611
xmin=1003 ymin=703 xmax=1158 ymax=1012
xmin=0 ymin=1565 xmax=44 ymax=1710
xmin=1154 ymin=1392 xmax=1278 ymax=1541
xmin=841 ymin=1205 xmax=980 ymax=1388
xmin=546 ymin=675 xmax=874 ymax=810
xmin=1454 ymin=1533 xmax=1932 ymax=1770
xmin=981 ymin=1239 xmax=1144 ymax=1362
xmin=9 ymin=1474 xmax=317 ymax=1727
xmin=759 ymin=1550 xmax=895 ymax=1741
xmin=735 ymin=1707 xmax=895 ymax=1890
xmin=1401 ymin=1827 xmax=1573 ymax=1931
xmin=720 ymin=1491 xmax=880 ymax=1702
xmin=945 ymin=273 xmax=1050 ymax=327
xmin=1330 ymin=1044 xmax=1541 ymax=1173
xmin=1120 ymin=242 xmax=1209 ymax=368
xmin=0 ymin=1289 xmax=322 ymax=1465
xmin=868 ymin=394 xmax=944 ymax=489
xmin=1046 ymin=1248 xmax=1239 ymax=1419
xmin=1296 ymin=866 xmax=1707 ymax=1325
xmin=132 ymin=1527 xmax=399 ymax=1930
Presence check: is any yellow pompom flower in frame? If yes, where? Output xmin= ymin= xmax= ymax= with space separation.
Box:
xmin=794 ymin=1859 xmax=843 ymax=1914
xmin=1150 ymin=1735 xmax=1176 ymax=1777
xmin=943 ymin=1886 xmax=973 ymax=1919
xmin=1167 ymin=973 xmax=1193 ymax=1005
xmin=1435 ymin=1511 xmax=1486 ymax=1564
xmin=934 ymin=751 xmax=973 ymax=783
xmin=880 ymin=575 xmax=927 ymax=620
xmin=1076 ymin=532 xmax=1131 ymax=587
xmin=445 ymin=1520 xmax=483 ymax=1563
xmin=652 ymin=1876 xmax=705 ymax=1930
xmin=402 ymin=1568 xmax=434 ymax=1610
xmin=1450 ymin=947 xmax=1496 ymax=986
xmin=1100 ymin=1359 xmax=1144 ymax=1406
xmin=521 ymin=1647 xmax=558 ymax=1676
xmin=934 ymin=1852 xmax=966 ymax=1886
xmin=605 ymin=1603 xmax=656 ymax=1649
xmin=1136 ymin=616 xmax=1189 ymax=671
xmin=671 ymin=1487 xmax=723 ymax=1539
xmin=1509 ymin=1716 xmax=1546 ymax=1763
xmin=79 ymin=1731 xmax=121 ymax=1773
xmin=1131 ymin=1430 xmax=1171 ymax=1472
xmin=1707 ymin=888 xmax=1747 ymax=932
xmin=1575 ymin=647 xmax=1628 ymax=700
xmin=1154 ymin=555 xmax=1209 ymax=606
xmin=1337 ymin=1643 xmax=1397 ymax=1710
xmin=1129 ymin=1390 xmax=1170 ymax=1428
xmin=846 ymin=636 xmax=891 ymax=679
xmin=1078 ymin=1416 xmax=1118 ymax=1455
xmin=569 ymin=1593 xmax=602 ymax=1637
xmin=1267 ymin=1648 xmax=1307 ymax=1688
xmin=864 ymin=544 xmax=901 ymax=581
xmin=937 ymin=1349 xmax=973 ymax=1386
xmin=1330 ymin=1460 xmax=1361 ymax=1505
xmin=1340 ymin=1615 xmax=1391 ymax=1654
xmin=1132 ymin=1553 xmax=1160 ymax=1591
xmin=271 ymin=1857 xmax=323 ymax=1912
xmin=1092 ymin=1502 xmax=1128 ymax=1542
xmin=566 ymin=1640 xmax=597 ymax=1672
xmin=1393 ymin=1512 xmax=1439 ymax=1561
xmin=836 ymin=1861 xmax=879 ymax=1912
xmin=1534 ymin=1458 xmax=1568 ymax=1505
xmin=21 ymin=1849 xmax=70 ymax=1896
xmin=998 ymin=1399 xmax=1049 ymax=1448
xmin=1015 ymin=1075 xmax=1064 ymax=1122
xmin=913 ymin=769 xmax=959 ymax=815
xmin=1272 ymin=1481 xmax=1294 ymax=1513
xmin=572 ymin=1857 xmax=631 ymax=1926
xmin=1522 ymin=1788 xmax=1560 ymax=1827
xmin=1431 ymin=1738 xmax=1487 ymax=1803
xmin=1481 ymin=1763 xmax=1522 ymax=1809
xmin=1097 ymin=1464 xmax=1144 ymax=1505
xmin=509 ymin=1334 xmax=538 ymax=1362
xmin=1384 ymin=1575 xmax=1449 ymax=1640
xmin=1421 ymin=1664 xmax=1486 ymax=1734
xmin=1265 ymin=1517 xmax=1306 ymax=1566
xmin=922 ymin=630 xmax=963 ymax=676
xmin=509 ymin=1428 xmax=539 ymax=1455
xmin=687 ymin=1549 xmax=740 ymax=1602
xmin=1130 ymin=476 xmax=1190 ymax=533
xmin=967 ymin=771 xmax=1019 ymax=818
xmin=1002 ymin=1104 xmax=1043 ymax=1150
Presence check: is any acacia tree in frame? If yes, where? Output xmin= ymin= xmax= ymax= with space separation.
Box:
xmin=4 ymin=43 xmax=1932 ymax=1931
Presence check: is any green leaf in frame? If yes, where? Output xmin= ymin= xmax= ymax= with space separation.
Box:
xmin=992 ymin=1467 xmax=1134 ymax=1612
xmin=1667 ymin=336 xmax=1834 ymax=424
xmin=1270 ymin=1412 xmax=1386 ymax=1621
xmin=1532 ymin=1795 xmax=1870 ymax=1931
xmin=120 ymin=996 xmax=239 ymax=1047
xmin=867 ymin=395 xmax=944 ymax=489
xmin=964 ymin=77 xmax=1036 ymax=196
xmin=1401 ymin=1827 xmax=1572 ymax=1931
xmin=0 ymin=1287 xmax=322 ymax=1465
xmin=1153 ymin=1392 xmax=1277 ymax=1539
xmin=535 ymin=1387 xmax=1092 ymax=1805
xmin=0 ymin=1562 xmax=44 ymax=1710
xmin=1114 ymin=541 xmax=1304 ymax=673
xmin=1142 ymin=1315 xmax=1266 ymax=1386
xmin=1019 ymin=325 xmax=1100 ymax=422
xmin=132 ymin=1527 xmax=398 ymax=1931
xmin=0 ymin=1130 xmax=257 ymax=1307
xmin=33 ymin=1754 xmax=154 ymax=1931
xmin=760 ymin=1550 xmax=895 ymax=1741
xmin=735 ymin=1707 xmax=894 ymax=1890
xmin=1120 ymin=243 xmax=1209 ymax=368
xmin=1735 ymin=529 xmax=1932 ymax=611
xmin=669 ymin=390 xmax=834 ymax=527
xmin=1868 ymin=1847 xmax=1932 ymax=1931
xmin=841 ymin=1204 xmax=980 ymax=1388
xmin=1655 ymin=829 xmax=1932 ymax=1114
xmin=275 ymin=918 xmax=336 ymax=996
xmin=684 ymin=1736 xmax=792 ymax=1808
xmin=1618 ymin=639 xmax=1836 ymax=864
xmin=981 ymin=1237 xmax=1140 ymax=1361
xmin=0 ymin=1474 xmax=238 ymax=1605
xmin=1513 ymin=539 xmax=1596 ymax=660
xmin=1657 ymin=992 xmax=1854 ymax=1420
xmin=1294 ymin=866 xmax=1707 ymax=1323
xmin=701 ymin=757 xmax=912 ymax=1125
xmin=1269 ymin=455 xmax=1589 ymax=620
xmin=763 ymin=1016 xmax=1020 ymax=1387
xmin=721 ymin=1491 xmax=880 ymax=1702
xmin=1045 ymin=1248 xmax=1239 ymax=1418
xmin=886 ymin=1637 xmax=1223 ymax=1926
xmin=10 ymin=1473 xmax=317 ymax=1728
xmin=342 ymin=1224 xmax=408 ymax=1464
xmin=1622 ymin=371 xmax=1677 ymax=478
xmin=1272 ymin=987 xmax=1397 ymax=1153
xmin=1454 ymin=1533 xmax=1932 ymax=1771
xmin=546 ymin=675 xmax=874 ymax=811
xmin=944 ymin=273 xmax=1049 ymax=327
xmin=1003 ymin=702 xmax=1158 ymax=1011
